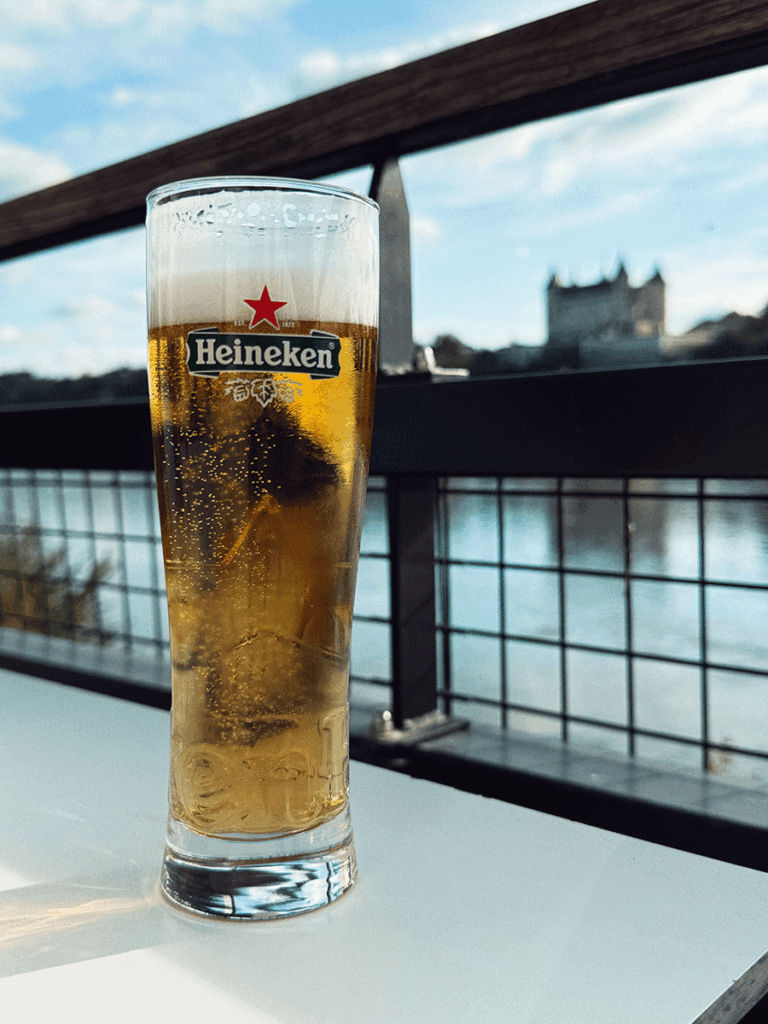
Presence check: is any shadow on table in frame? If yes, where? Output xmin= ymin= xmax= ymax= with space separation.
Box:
xmin=0 ymin=863 xmax=170 ymax=978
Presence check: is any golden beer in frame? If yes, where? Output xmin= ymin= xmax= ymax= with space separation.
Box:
xmin=148 ymin=177 xmax=378 ymax=918
xmin=149 ymin=318 xmax=377 ymax=835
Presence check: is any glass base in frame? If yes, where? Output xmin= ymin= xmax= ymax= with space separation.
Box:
xmin=161 ymin=805 xmax=357 ymax=920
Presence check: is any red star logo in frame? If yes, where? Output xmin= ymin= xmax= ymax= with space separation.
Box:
xmin=243 ymin=286 xmax=287 ymax=329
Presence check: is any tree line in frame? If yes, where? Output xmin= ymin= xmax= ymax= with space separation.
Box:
xmin=0 ymin=368 xmax=149 ymax=406
xmin=0 ymin=307 xmax=766 ymax=407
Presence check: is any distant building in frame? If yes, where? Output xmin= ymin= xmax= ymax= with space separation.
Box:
xmin=546 ymin=263 xmax=665 ymax=366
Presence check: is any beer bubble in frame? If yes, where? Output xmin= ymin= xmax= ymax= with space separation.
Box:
xmin=282 ymin=204 xmax=302 ymax=227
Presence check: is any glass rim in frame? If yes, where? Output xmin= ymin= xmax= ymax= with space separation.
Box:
xmin=146 ymin=175 xmax=379 ymax=211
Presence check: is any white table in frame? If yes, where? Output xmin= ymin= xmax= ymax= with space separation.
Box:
xmin=2 ymin=669 xmax=768 ymax=1024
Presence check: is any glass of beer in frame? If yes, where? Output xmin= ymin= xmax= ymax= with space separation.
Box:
xmin=146 ymin=177 xmax=378 ymax=919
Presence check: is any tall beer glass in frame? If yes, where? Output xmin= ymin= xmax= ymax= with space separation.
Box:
xmin=146 ymin=177 xmax=378 ymax=919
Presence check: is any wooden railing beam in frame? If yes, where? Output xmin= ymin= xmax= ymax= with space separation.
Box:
xmin=1 ymin=0 xmax=767 ymax=262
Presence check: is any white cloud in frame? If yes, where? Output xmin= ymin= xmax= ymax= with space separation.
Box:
xmin=0 ymin=42 xmax=36 ymax=72
xmin=30 ymin=331 xmax=147 ymax=377
xmin=143 ymin=1 xmax=196 ymax=36
xmin=0 ymin=0 xmax=296 ymax=30
xmin=466 ymin=120 xmax=554 ymax=172
xmin=720 ymin=163 xmax=768 ymax=194
xmin=200 ymin=0 xmax=298 ymax=29
xmin=0 ymin=138 xmax=71 ymax=201
xmin=75 ymin=0 xmax=145 ymax=25
xmin=299 ymin=50 xmax=341 ymax=83
xmin=0 ymin=228 xmax=147 ymax=375
xmin=0 ymin=97 xmax=20 ymax=119
xmin=0 ymin=325 xmax=22 ymax=346
xmin=294 ymin=0 xmax=593 ymax=95
xmin=69 ymin=64 xmax=287 ymax=168
xmin=2 ymin=291 xmax=147 ymax=376
xmin=665 ymin=244 xmax=768 ymax=333
xmin=413 ymin=311 xmax=541 ymax=350
xmin=404 ymin=64 xmax=768 ymax=213
xmin=0 ymin=0 xmax=143 ymax=29
xmin=110 ymin=87 xmax=134 ymax=108
xmin=296 ymin=21 xmax=502 ymax=94
xmin=412 ymin=215 xmax=441 ymax=242
xmin=0 ymin=42 xmax=38 ymax=118
xmin=54 ymin=293 xmax=130 ymax=321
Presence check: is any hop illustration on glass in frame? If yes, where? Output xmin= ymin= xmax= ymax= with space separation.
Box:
xmin=146 ymin=177 xmax=379 ymax=919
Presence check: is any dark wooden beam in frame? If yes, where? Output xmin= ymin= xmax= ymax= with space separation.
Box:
xmin=0 ymin=0 xmax=767 ymax=262
xmin=1 ymin=355 xmax=767 ymax=478
xmin=0 ymin=398 xmax=155 ymax=471
xmin=369 ymin=356 xmax=768 ymax=479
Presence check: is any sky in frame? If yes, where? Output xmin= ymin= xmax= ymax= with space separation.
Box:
xmin=1 ymin=0 xmax=768 ymax=376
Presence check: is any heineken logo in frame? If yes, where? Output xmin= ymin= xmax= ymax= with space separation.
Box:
xmin=186 ymin=328 xmax=341 ymax=380
xmin=187 ymin=288 xmax=341 ymax=383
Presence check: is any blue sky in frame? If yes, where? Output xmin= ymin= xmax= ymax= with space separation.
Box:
xmin=1 ymin=0 xmax=768 ymax=376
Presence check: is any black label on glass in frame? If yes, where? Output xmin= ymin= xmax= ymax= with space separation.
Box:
xmin=186 ymin=328 xmax=341 ymax=380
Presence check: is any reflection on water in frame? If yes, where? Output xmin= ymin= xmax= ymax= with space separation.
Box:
xmin=439 ymin=479 xmax=768 ymax=782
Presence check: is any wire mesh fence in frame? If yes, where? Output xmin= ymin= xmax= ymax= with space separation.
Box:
xmin=0 ymin=469 xmax=164 ymax=651
xmin=0 ymin=469 xmax=393 ymax=676
xmin=436 ymin=477 xmax=768 ymax=781
xmin=2 ymin=468 xmax=767 ymax=782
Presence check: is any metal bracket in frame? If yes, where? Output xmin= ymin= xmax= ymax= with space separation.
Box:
xmin=368 ymin=708 xmax=469 ymax=746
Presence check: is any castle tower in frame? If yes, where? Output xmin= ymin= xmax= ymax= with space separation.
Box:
xmin=546 ymin=263 xmax=664 ymax=346
xmin=630 ymin=267 xmax=665 ymax=336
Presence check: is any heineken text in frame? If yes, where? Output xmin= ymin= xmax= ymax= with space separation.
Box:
xmin=187 ymin=328 xmax=341 ymax=379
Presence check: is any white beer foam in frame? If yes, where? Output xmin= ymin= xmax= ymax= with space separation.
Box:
xmin=148 ymin=186 xmax=379 ymax=330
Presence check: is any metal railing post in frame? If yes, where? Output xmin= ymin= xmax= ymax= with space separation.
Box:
xmin=373 ymin=471 xmax=467 ymax=743
xmin=368 ymin=157 xmax=467 ymax=743
xmin=387 ymin=473 xmax=439 ymax=726
xmin=369 ymin=157 xmax=414 ymax=375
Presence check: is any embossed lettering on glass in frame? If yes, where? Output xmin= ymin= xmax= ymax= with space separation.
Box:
xmin=146 ymin=177 xmax=379 ymax=919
